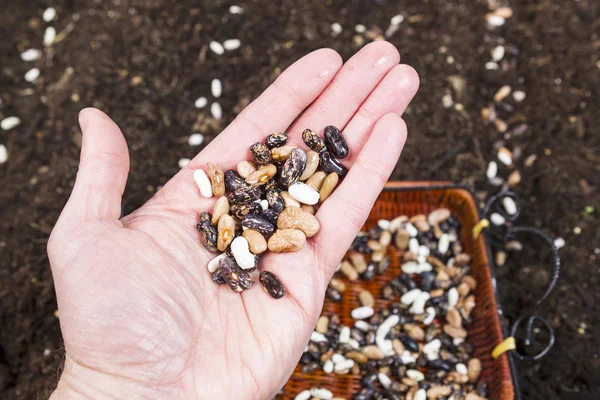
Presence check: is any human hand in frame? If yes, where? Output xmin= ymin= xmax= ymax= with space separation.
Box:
xmin=48 ymin=41 xmax=418 ymax=400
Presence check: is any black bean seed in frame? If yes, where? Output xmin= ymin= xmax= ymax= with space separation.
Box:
xmin=229 ymin=185 xmax=261 ymax=204
xmin=279 ymin=148 xmax=307 ymax=187
xmin=261 ymin=208 xmax=278 ymax=225
xmin=377 ymin=256 xmax=390 ymax=274
xmin=266 ymin=189 xmax=285 ymax=213
xmin=301 ymin=361 xmax=319 ymax=373
xmin=196 ymin=219 xmax=218 ymax=253
xmin=199 ymin=211 xmax=211 ymax=224
xmin=429 ymin=359 xmax=451 ymax=372
xmin=302 ymin=128 xmax=326 ymax=152
xmin=326 ymin=287 xmax=342 ymax=302
xmin=242 ymin=213 xmax=275 ymax=236
xmin=399 ymin=274 xmax=417 ymax=290
xmin=211 ymin=268 xmax=226 ymax=284
xmin=319 ymin=150 xmax=348 ymax=176
xmin=220 ymin=256 xmax=254 ymax=292
xmin=230 ymin=202 xmax=261 ymax=220
xmin=265 ymin=133 xmax=288 ymax=149
xmin=420 ymin=271 xmax=436 ymax=292
xmin=324 ymin=125 xmax=349 ymax=159
xmin=329 ymin=313 xmax=341 ymax=329
xmin=300 ymin=352 xmax=313 ymax=364
xmin=224 ymin=169 xmax=247 ymax=192
xmin=250 ymin=142 xmax=272 ymax=165
xmin=361 ymin=262 xmax=377 ymax=281
xmin=259 ymin=271 xmax=285 ymax=299
xmin=401 ymin=336 xmax=420 ymax=353
xmin=382 ymin=283 xmax=395 ymax=299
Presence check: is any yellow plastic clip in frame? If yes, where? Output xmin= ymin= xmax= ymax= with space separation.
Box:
xmin=472 ymin=218 xmax=490 ymax=239
xmin=492 ymin=336 xmax=517 ymax=359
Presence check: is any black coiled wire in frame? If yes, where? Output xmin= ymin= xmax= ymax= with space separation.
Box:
xmin=483 ymin=191 xmax=560 ymax=361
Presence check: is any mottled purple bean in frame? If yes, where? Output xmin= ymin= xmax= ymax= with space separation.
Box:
xmin=324 ymin=125 xmax=349 ymax=159
xmin=259 ymin=271 xmax=285 ymax=299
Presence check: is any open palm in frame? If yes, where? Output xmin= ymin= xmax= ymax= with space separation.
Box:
xmin=48 ymin=42 xmax=418 ymax=400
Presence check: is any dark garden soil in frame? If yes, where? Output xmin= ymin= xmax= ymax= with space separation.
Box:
xmin=0 ymin=0 xmax=598 ymax=399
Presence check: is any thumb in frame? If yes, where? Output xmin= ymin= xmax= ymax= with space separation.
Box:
xmin=60 ymin=108 xmax=130 ymax=227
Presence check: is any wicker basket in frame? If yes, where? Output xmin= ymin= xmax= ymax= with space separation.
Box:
xmin=282 ymin=182 xmax=516 ymax=400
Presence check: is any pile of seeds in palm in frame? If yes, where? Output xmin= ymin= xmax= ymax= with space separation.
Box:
xmin=289 ymin=209 xmax=487 ymax=400
xmin=194 ymin=126 xmax=349 ymax=299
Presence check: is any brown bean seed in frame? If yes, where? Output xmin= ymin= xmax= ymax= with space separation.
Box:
xmin=217 ymin=214 xmax=235 ymax=251
xmin=207 ymin=163 xmax=225 ymax=197
xmin=427 ymin=385 xmax=451 ymax=398
xmin=267 ymin=229 xmax=306 ymax=252
xmin=316 ymin=316 xmax=329 ymax=333
xmin=467 ymin=358 xmax=482 ymax=382
xmin=461 ymin=275 xmax=477 ymax=290
xmin=229 ymin=185 xmax=261 ymax=204
xmin=358 ymin=290 xmax=375 ymax=307
xmin=361 ymin=345 xmax=384 ymax=359
xmin=395 ymin=229 xmax=410 ymax=249
xmin=237 ymin=161 xmax=257 ymax=178
xmin=211 ymin=196 xmax=230 ymax=225
xmin=319 ymin=172 xmax=339 ymax=202
xmin=455 ymin=253 xmax=471 ymax=266
xmin=465 ymin=393 xmax=485 ymax=400
xmin=349 ymin=253 xmax=368 ymax=274
xmin=392 ymin=339 xmax=405 ymax=355
xmin=300 ymin=151 xmax=320 ymax=181
xmin=443 ymin=324 xmax=468 ymax=339
xmin=345 ymin=351 xmax=368 ymax=364
xmin=430 ymin=288 xmax=445 ymax=298
xmin=447 ymin=308 xmax=462 ymax=329
xmin=245 ymin=163 xmax=277 ymax=186
xmin=242 ymin=229 xmax=267 ymax=254
xmin=329 ymin=278 xmax=346 ymax=293
xmin=371 ymin=249 xmax=386 ymax=262
xmin=379 ymin=230 xmax=392 ymax=247
xmin=250 ymin=142 xmax=272 ymax=165
xmin=340 ymin=260 xmax=358 ymax=281
xmin=305 ymin=171 xmax=327 ymax=191
xmin=277 ymin=206 xmax=320 ymax=237
xmin=271 ymin=145 xmax=294 ymax=163
xmin=402 ymin=377 xmax=418 ymax=387
xmin=367 ymin=240 xmax=383 ymax=252
xmin=457 ymin=282 xmax=470 ymax=297
xmin=302 ymin=128 xmax=326 ymax=152
xmin=280 ymin=191 xmax=300 ymax=208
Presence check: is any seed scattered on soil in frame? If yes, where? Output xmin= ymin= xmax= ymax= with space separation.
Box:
xmin=193 ymin=169 xmax=213 ymax=198
xmin=211 ymin=78 xmax=222 ymax=98
xmin=20 ymin=48 xmax=42 ymax=61
xmin=0 ymin=145 xmax=7 ymax=164
xmin=25 ymin=68 xmax=40 ymax=82
xmin=209 ymin=40 xmax=225 ymax=55
xmin=210 ymin=102 xmax=222 ymax=120
xmin=178 ymin=158 xmax=190 ymax=168
xmin=43 ymin=27 xmax=56 ymax=46
xmin=228 ymin=5 xmax=244 ymax=14
xmin=1 ymin=116 xmax=21 ymax=131
xmin=188 ymin=133 xmax=204 ymax=146
xmin=43 ymin=7 xmax=56 ymax=22
xmin=194 ymin=96 xmax=207 ymax=108
xmin=223 ymin=39 xmax=241 ymax=50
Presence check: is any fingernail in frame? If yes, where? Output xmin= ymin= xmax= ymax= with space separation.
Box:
xmin=78 ymin=113 xmax=86 ymax=131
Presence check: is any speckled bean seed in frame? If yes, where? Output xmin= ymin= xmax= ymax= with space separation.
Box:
xmin=217 ymin=214 xmax=235 ymax=251
xmin=242 ymin=213 xmax=274 ymax=236
xmin=259 ymin=271 xmax=285 ymax=299
xmin=280 ymin=148 xmax=307 ymax=187
xmin=324 ymin=125 xmax=349 ymax=159
xmin=229 ymin=185 xmax=261 ymax=204
xmin=224 ymin=170 xmax=248 ymax=192
xmin=302 ymin=128 xmax=326 ymax=152
xmin=245 ymin=164 xmax=277 ymax=186
xmin=250 ymin=142 xmax=272 ymax=165
xmin=265 ymin=132 xmax=288 ymax=149
xmin=207 ymin=163 xmax=225 ymax=197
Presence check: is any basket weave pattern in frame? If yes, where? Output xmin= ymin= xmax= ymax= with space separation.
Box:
xmin=282 ymin=184 xmax=515 ymax=400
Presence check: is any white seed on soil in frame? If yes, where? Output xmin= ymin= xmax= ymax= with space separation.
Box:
xmin=377 ymin=219 xmax=390 ymax=230
xmin=25 ymin=68 xmax=40 ymax=82
xmin=423 ymin=339 xmax=441 ymax=354
xmin=492 ymin=45 xmax=505 ymax=61
xmin=295 ymin=390 xmax=311 ymax=400
xmin=21 ymin=49 xmax=42 ymax=61
xmin=487 ymin=15 xmax=506 ymax=27
xmin=323 ymin=360 xmax=334 ymax=373
xmin=354 ymin=320 xmax=370 ymax=331
xmin=410 ymin=292 xmax=430 ymax=314
xmin=486 ymin=161 xmax=498 ymax=179
xmin=423 ymin=307 xmax=436 ymax=325
xmin=43 ymin=7 xmax=57 ymax=22
xmin=339 ymin=326 xmax=350 ymax=344
xmin=1 ymin=116 xmax=21 ymax=131
xmin=229 ymin=5 xmax=244 ymax=14
xmin=223 ymin=39 xmax=241 ymax=50
xmin=503 ymin=197 xmax=517 ymax=216
xmin=414 ymin=388 xmax=427 ymax=400
xmin=486 ymin=62 xmax=500 ymax=71
xmin=348 ymin=338 xmax=360 ymax=350
xmin=401 ymin=288 xmax=422 ymax=305
xmin=209 ymin=41 xmax=225 ymax=55
xmin=498 ymin=148 xmax=513 ymax=165
xmin=442 ymin=93 xmax=453 ymax=108
xmin=259 ymin=199 xmax=269 ymax=211
xmin=409 ymin=238 xmax=419 ymax=254
xmin=311 ymin=331 xmax=327 ymax=343
xmin=490 ymin=213 xmax=506 ymax=225
xmin=355 ymin=24 xmax=366 ymax=33
xmin=456 ymin=363 xmax=468 ymax=375
xmin=207 ymin=253 xmax=227 ymax=273
xmin=331 ymin=22 xmax=342 ymax=36
xmin=438 ymin=233 xmax=450 ymax=253
xmin=554 ymin=237 xmax=565 ymax=249
xmin=0 ymin=145 xmax=7 ymax=164
xmin=194 ymin=96 xmax=207 ymax=108
xmin=390 ymin=14 xmax=404 ymax=25
xmin=193 ymin=169 xmax=213 ymax=198
xmin=178 ymin=158 xmax=190 ymax=168
xmin=405 ymin=222 xmax=418 ymax=237
xmin=332 ymin=353 xmax=346 ymax=364
xmin=188 ymin=133 xmax=204 ymax=146
xmin=448 ymin=287 xmax=459 ymax=307
xmin=406 ymin=369 xmax=425 ymax=382
xmin=494 ymin=85 xmax=512 ymax=103
xmin=211 ymin=102 xmax=222 ymax=120
xmin=309 ymin=388 xmax=333 ymax=399
xmin=378 ymin=372 xmax=392 ymax=389
xmin=351 ymin=306 xmax=374 ymax=319
xmin=288 ymin=182 xmax=320 ymax=205
xmin=513 ymin=90 xmax=526 ymax=102
xmin=230 ymin=237 xmax=255 ymax=270
xmin=43 ymin=27 xmax=56 ymax=46
xmin=211 ymin=79 xmax=222 ymax=98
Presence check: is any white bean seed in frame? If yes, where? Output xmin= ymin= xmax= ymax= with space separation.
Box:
xmin=391 ymin=14 xmax=404 ymax=25
xmin=334 ymin=359 xmax=354 ymax=372
xmin=378 ymin=372 xmax=392 ymax=389
xmin=503 ymin=197 xmax=517 ymax=216
xmin=406 ymin=369 xmax=425 ymax=382
xmin=43 ymin=7 xmax=57 ymax=22
xmin=351 ymin=306 xmax=374 ymax=319
xmin=418 ymin=245 xmax=430 ymax=257
xmin=229 ymin=5 xmax=244 ymax=14
xmin=492 ymin=45 xmax=505 ymax=61
xmin=513 ymin=90 xmax=526 ymax=102
xmin=409 ymin=238 xmax=419 ymax=254
xmin=414 ymin=388 xmax=427 ymax=400
xmin=294 ymin=390 xmax=311 ymax=400
xmin=339 ymin=326 xmax=350 ymax=344
xmin=456 ymin=363 xmax=468 ymax=375
xmin=491 ymin=213 xmax=506 ymax=225
xmin=377 ymin=219 xmax=390 ymax=230
xmin=288 ymin=182 xmax=320 ymax=205
xmin=0 ymin=145 xmax=7 ymax=164
xmin=309 ymin=388 xmax=333 ymax=399
xmin=332 ymin=353 xmax=346 ymax=364
xmin=1 ymin=116 xmax=21 ymax=131
xmin=230 ymin=237 xmax=255 ymax=270
xmin=193 ymin=169 xmax=213 ymax=198
xmin=178 ymin=158 xmax=190 ymax=168
xmin=211 ymin=102 xmax=222 ymax=120
xmin=223 ymin=39 xmax=241 ymax=50
xmin=400 ymin=288 xmax=422 ymax=305
xmin=405 ymin=222 xmax=418 ymax=237
xmin=423 ymin=339 xmax=441 ymax=354
xmin=487 ymin=15 xmax=506 ymax=27
xmin=21 ymin=49 xmax=42 ymax=62
xmin=310 ymin=331 xmax=327 ymax=343
xmin=25 ymin=68 xmax=40 ymax=82
xmin=354 ymin=320 xmax=370 ymax=331
xmin=209 ymin=41 xmax=225 ymax=55
xmin=448 ymin=287 xmax=459 ymax=307
xmin=194 ymin=97 xmax=207 ymax=108
xmin=348 ymin=338 xmax=360 ymax=350
xmin=207 ymin=253 xmax=227 ymax=273
xmin=486 ymin=161 xmax=498 ymax=179
xmin=188 ymin=133 xmax=204 ymax=146
xmin=323 ymin=360 xmax=334 ymax=373
xmin=423 ymin=307 xmax=436 ymax=325
xmin=43 ymin=27 xmax=56 ymax=46
xmin=402 ymin=262 xmax=419 ymax=274
xmin=211 ymin=78 xmax=222 ymax=98
xmin=438 ymin=233 xmax=450 ymax=253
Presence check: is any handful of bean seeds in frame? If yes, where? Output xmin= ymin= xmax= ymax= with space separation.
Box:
xmin=195 ymin=126 xmax=349 ymax=299
xmin=290 ymin=209 xmax=487 ymax=400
